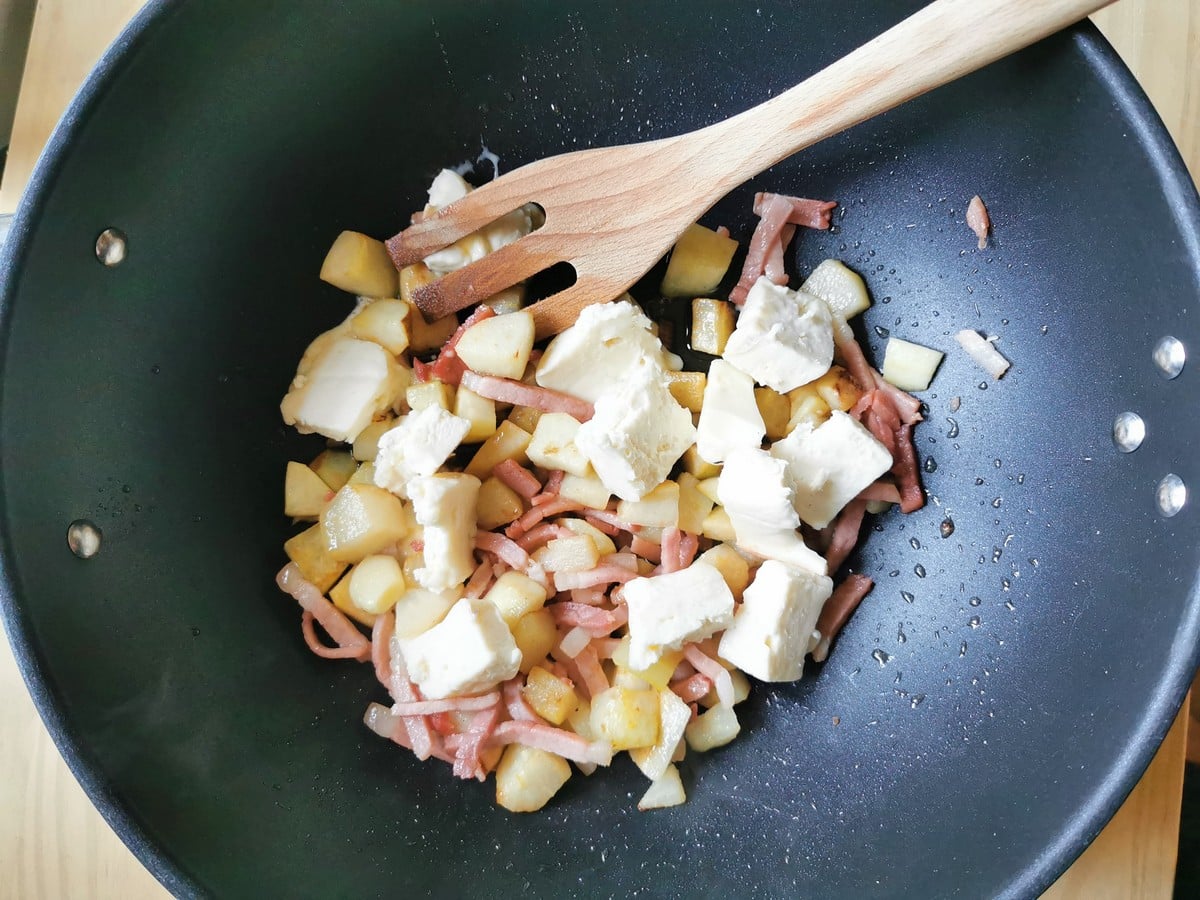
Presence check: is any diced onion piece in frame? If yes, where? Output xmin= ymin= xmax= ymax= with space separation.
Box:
xmin=955 ymin=329 xmax=1010 ymax=379
xmin=559 ymin=626 xmax=593 ymax=659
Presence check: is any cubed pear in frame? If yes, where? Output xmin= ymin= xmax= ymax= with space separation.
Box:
xmin=666 ymin=371 xmax=707 ymax=413
xmin=285 ymin=461 xmax=334 ymax=519
xmin=283 ymin=524 xmax=346 ymax=593
xmin=557 ymin=518 xmax=617 ymax=557
xmin=464 ymin=421 xmax=533 ymax=478
xmin=348 ymin=554 xmax=407 ymax=615
xmin=319 ymin=230 xmax=398 ymax=298
xmin=690 ymin=298 xmax=735 ymax=355
xmin=310 ymin=450 xmax=357 ymax=491
xmin=454 ymin=386 xmax=497 ymax=442
xmin=755 ymin=387 xmax=791 ymax=442
xmin=685 ymin=702 xmax=740 ymax=752
xmin=406 ymin=380 xmax=455 ymax=413
xmin=882 ymin=337 xmax=944 ymax=392
xmin=506 ymin=405 xmax=542 ymax=433
xmin=676 ymin=472 xmax=714 ymax=535
xmin=700 ymin=506 xmax=736 ymax=543
xmin=484 ymin=571 xmax=549 ymax=626
xmin=476 ymin=477 xmax=525 ymax=530
xmin=319 ymin=483 xmax=410 ymax=563
xmin=637 ymin=764 xmax=686 ymax=810
xmin=801 ymin=259 xmax=870 ymax=319
xmin=616 ymin=481 xmax=679 ymax=529
xmin=661 ymin=224 xmax=738 ymax=297
xmin=512 ymin=608 xmax=558 ymax=673
xmin=454 ymin=310 xmax=535 ymax=379
xmin=523 ymin=666 xmax=579 ymax=725
xmin=681 ymin=445 xmax=721 ymax=479
xmin=350 ymin=299 xmax=410 ymax=355
xmin=495 ymin=744 xmax=572 ymax=813
xmin=526 ymin=413 xmax=590 ymax=477
xmin=392 ymin=586 xmax=458 ymax=639
xmin=557 ymin=471 xmax=610 ymax=509
xmin=329 ymin=569 xmax=375 ymax=627
xmin=697 ymin=543 xmax=751 ymax=599
xmin=533 ymin=535 xmax=601 ymax=573
xmin=590 ymin=686 xmax=660 ymax=751
xmin=352 ymin=418 xmax=396 ymax=462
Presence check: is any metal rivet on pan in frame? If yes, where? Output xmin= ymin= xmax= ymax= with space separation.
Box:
xmin=1156 ymin=474 xmax=1186 ymax=518
xmin=1112 ymin=412 xmax=1145 ymax=453
xmin=95 ymin=228 xmax=126 ymax=266
xmin=1152 ymin=336 xmax=1185 ymax=379
xmin=66 ymin=519 xmax=103 ymax=558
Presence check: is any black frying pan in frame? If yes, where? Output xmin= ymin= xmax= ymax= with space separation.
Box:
xmin=2 ymin=1 xmax=1199 ymax=897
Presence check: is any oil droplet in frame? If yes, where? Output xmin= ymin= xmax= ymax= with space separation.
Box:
xmin=150 ymin=364 xmax=161 ymax=375
xmin=910 ymin=694 xmax=925 ymax=709
xmin=871 ymin=649 xmax=890 ymax=667
xmin=991 ymin=497 xmax=1002 ymax=508
xmin=978 ymin=381 xmax=988 ymax=390
xmin=873 ymin=325 xmax=890 ymax=338
xmin=66 ymin=519 xmax=102 ymax=559
xmin=1028 ymin=558 xmax=1040 ymax=568
xmin=959 ymin=641 xmax=968 ymax=657
xmin=940 ymin=518 xmax=955 ymax=538
xmin=992 ymin=547 xmax=1003 ymax=563
xmin=968 ymin=616 xmax=981 ymax=629
xmin=890 ymin=570 xmax=901 ymax=578
xmin=190 ymin=627 xmax=201 ymax=637
xmin=994 ymin=459 xmax=1003 ymax=468
xmin=945 ymin=417 xmax=959 ymax=438
xmin=975 ymin=477 xmax=985 ymax=486
xmin=1005 ymin=600 xmax=1016 ymax=611
xmin=896 ymin=623 xmax=907 ymax=644
xmin=900 ymin=590 xmax=915 ymax=604
xmin=914 ymin=564 xmax=927 ymax=578
xmin=909 ymin=537 xmax=921 ymax=550
xmin=122 ymin=484 xmax=131 ymax=494
xmin=968 ymin=596 xmax=982 ymax=607
xmin=924 ymin=457 xmax=938 ymax=474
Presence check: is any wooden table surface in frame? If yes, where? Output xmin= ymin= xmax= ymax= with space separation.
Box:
xmin=1 ymin=2 xmax=1198 ymax=898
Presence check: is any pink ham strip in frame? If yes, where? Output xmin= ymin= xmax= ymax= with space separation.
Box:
xmin=502 ymin=677 xmax=545 ymax=723
xmin=683 ymin=644 xmax=734 ymax=707
xmin=630 ymin=535 xmax=661 ymax=563
xmin=825 ymin=499 xmax=868 ymax=572
xmin=460 ymin=370 xmax=594 ymax=422
xmin=573 ymin=645 xmax=609 ymax=699
xmin=416 ymin=305 xmax=496 ymax=386
xmin=371 ymin=611 xmax=395 ymax=687
xmin=568 ymin=586 xmax=607 ymax=606
xmin=464 ymin=559 xmax=496 ymax=599
xmin=871 ymin=371 xmax=923 ymax=425
xmin=752 ymin=192 xmax=838 ymax=230
xmin=606 ymin=551 xmax=639 ymax=572
xmin=661 ymin=527 xmax=683 ymax=572
xmin=815 ymin=574 xmax=875 ymax=661
xmin=277 ymin=563 xmax=370 ymax=662
xmin=892 ymin=424 xmax=925 ymax=513
xmin=550 ymin=602 xmax=628 ymax=637
xmin=581 ymin=508 xmax=639 ymax=532
xmin=857 ymin=480 xmax=902 ymax=504
xmin=730 ymin=193 xmax=793 ymax=306
xmin=452 ymin=704 xmax=502 ymax=781
xmin=582 ymin=514 xmax=620 ymax=537
xmin=506 ymin=497 xmax=586 ymax=539
xmin=552 ymin=562 xmax=640 ymax=591
xmin=389 ymin=666 xmax=439 ymax=761
xmin=678 ymin=532 xmax=699 ymax=569
xmin=967 ymin=195 xmax=991 ymax=250
xmin=488 ymin=719 xmax=612 ymax=766
xmin=832 ymin=323 xmax=879 ymax=394
xmin=516 ymin=522 xmax=572 ymax=552
xmin=542 ymin=469 xmax=565 ymax=496
xmin=475 ymin=530 xmax=530 ymax=569
xmin=670 ymin=673 xmax=714 ymax=704
xmin=493 ymin=459 xmax=541 ymax=499
xmin=391 ymin=692 xmax=501 ymax=716
xmin=763 ymin=223 xmax=796 ymax=284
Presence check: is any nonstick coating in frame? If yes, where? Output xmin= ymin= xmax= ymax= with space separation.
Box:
xmin=2 ymin=1 xmax=1199 ymax=897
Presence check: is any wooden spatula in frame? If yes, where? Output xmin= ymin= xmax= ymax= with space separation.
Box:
xmin=388 ymin=0 xmax=1111 ymax=339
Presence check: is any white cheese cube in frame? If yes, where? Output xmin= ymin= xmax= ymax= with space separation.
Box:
xmin=535 ymin=300 xmax=681 ymax=403
xmin=722 ymin=277 xmax=834 ymax=393
xmin=400 ymin=597 xmax=521 ymax=698
xmin=717 ymin=447 xmax=827 ymax=575
xmin=373 ymin=406 xmax=471 ymax=498
xmin=695 ymin=359 xmax=766 ymax=464
xmin=624 ymin=561 xmax=734 ymax=670
xmin=426 ymin=169 xmax=472 ymax=208
xmin=770 ymin=410 xmax=893 ymax=529
xmin=718 ymin=559 xmax=833 ymax=682
xmin=575 ymin=365 xmax=696 ymax=502
xmin=280 ymin=337 xmax=400 ymax=443
xmin=408 ymin=473 xmax=481 ymax=592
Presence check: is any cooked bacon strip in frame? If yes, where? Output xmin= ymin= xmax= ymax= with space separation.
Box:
xmin=677 ymin=532 xmax=699 ymax=570
xmin=542 ymin=469 xmax=565 ymax=496
xmin=871 ymin=371 xmax=923 ymax=424
xmin=502 ymin=677 xmax=545 ymax=723
xmin=826 ymin=499 xmax=868 ymax=572
xmin=416 ymin=305 xmax=496 ymax=385
xmin=630 ymin=535 xmax=662 ymax=563
xmin=573 ymin=645 xmax=610 ymax=699
xmin=474 ymin=530 xmax=530 ymax=569
xmin=493 ymin=459 xmax=541 ymax=499
xmin=460 ymin=370 xmax=594 ymax=422
xmin=670 ymin=672 xmax=714 ymax=704
xmin=831 ymin=317 xmax=878 ymax=393
xmin=516 ymin=522 xmax=572 ymax=552
xmin=955 ymin=329 xmax=1011 ymax=380
xmin=568 ymin=586 xmax=607 ymax=606
xmin=813 ymin=574 xmax=875 ymax=663
xmin=552 ymin=561 xmax=640 ymax=591
xmin=364 ymin=701 xmax=399 ymax=739
xmin=389 ymin=664 xmax=440 ymax=761
xmin=857 ymin=480 xmax=902 ymax=504
xmin=730 ymin=193 xmax=793 ymax=305
xmin=452 ymin=703 xmax=502 ymax=781
xmin=763 ymin=223 xmax=796 ymax=284
xmin=277 ymin=563 xmax=371 ymax=662
xmin=966 ymin=195 xmax=990 ymax=250
xmin=582 ymin=514 xmax=621 ymax=536
xmin=391 ymin=692 xmax=501 ymax=716
xmin=550 ymin=602 xmax=627 ymax=637
xmin=371 ymin=611 xmax=395 ymax=687
xmin=464 ymin=559 xmax=496 ymax=599
xmin=753 ymin=192 xmax=838 ymax=230
xmin=660 ymin=527 xmax=683 ymax=573
xmin=488 ymin=719 xmax=612 ymax=766
xmin=506 ymin=497 xmax=586 ymax=539
xmin=683 ymin=644 xmax=734 ymax=707
xmin=891 ymin=423 xmax=925 ymax=513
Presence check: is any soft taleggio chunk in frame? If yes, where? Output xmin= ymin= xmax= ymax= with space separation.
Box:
xmin=454 ymin=310 xmax=536 ymax=379
xmin=882 ymin=337 xmax=944 ymax=392
xmin=575 ymin=364 xmax=696 ymax=502
xmin=718 ymin=559 xmax=833 ymax=682
xmin=695 ymin=359 xmax=766 ymax=464
xmin=770 ymin=410 xmax=892 ymax=530
xmin=717 ymin=447 xmax=827 ymax=575
xmin=722 ymin=277 xmax=834 ymax=393
xmin=401 ymin=597 xmax=521 ymax=699
xmin=408 ymin=473 xmax=480 ymax=592
xmin=535 ymin=300 xmax=681 ymax=404
xmin=373 ymin=406 xmax=471 ymax=498
xmin=426 ymin=168 xmax=471 ymax=207
xmin=281 ymin=337 xmax=401 ymax=443
xmin=422 ymin=171 xmax=536 ymax=276
xmin=800 ymin=259 xmax=870 ymax=320
xmin=624 ymin=561 xmax=734 ymax=669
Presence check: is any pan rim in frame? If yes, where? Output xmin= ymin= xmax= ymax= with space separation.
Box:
xmin=0 ymin=4 xmax=1197 ymax=898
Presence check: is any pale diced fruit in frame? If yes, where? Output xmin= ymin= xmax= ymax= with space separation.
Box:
xmin=566 ymin=698 xmax=594 ymax=741
xmin=484 ymin=571 xmax=548 ymax=626
xmin=700 ymin=506 xmax=736 ymax=543
xmin=483 ymin=283 xmax=526 ymax=314
xmin=407 ymin=309 xmax=459 ymax=354
xmin=800 ymin=259 xmax=870 ymax=319
xmin=399 ymin=262 xmax=437 ymax=305
xmin=755 ymin=387 xmax=791 ymax=442
xmin=348 ymin=554 xmax=406 ymax=614
xmin=611 ymin=638 xmax=683 ymax=690
xmin=637 ymin=764 xmax=686 ymax=810
xmin=329 ymin=570 xmax=375 ymax=627
xmin=283 ymin=524 xmax=346 ymax=593
xmin=453 ymin=386 xmax=497 ymax=442
xmin=690 ymin=298 xmax=736 ymax=355
xmin=681 ymin=445 xmax=721 ymax=479
xmin=310 ymin=450 xmax=357 ymax=491
xmin=464 ymin=421 xmax=532 ymax=479
xmin=882 ymin=337 xmax=944 ymax=392
xmin=661 ymin=224 xmax=739 ymax=297
xmin=666 ymin=371 xmax=707 ymax=413
xmin=319 ymin=230 xmax=398 ymax=298
xmin=505 ymin=405 xmax=542 ymax=433
xmin=511 ymin=609 xmax=558 ymax=674
xmin=697 ymin=543 xmax=751 ymax=599
xmin=495 ymin=744 xmax=572 ymax=813
xmin=685 ymin=702 xmax=740 ymax=752
xmin=352 ymin=418 xmax=395 ymax=462
xmin=810 ymin=365 xmax=864 ymax=412
xmin=589 ymin=686 xmax=660 ymax=751
xmin=285 ymin=461 xmax=333 ymax=519
xmin=476 ymin=477 xmax=525 ymax=530
xmin=630 ymin=690 xmax=691 ymax=781
xmin=695 ymin=477 xmax=721 ymax=504
xmin=557 ymin=471 xmax=610 ymax=509
xmin=523 ymin=666 xmax=578 ymax=725
xmin=454 ymin=310 xmax=536 ymax=379
xmin=616 ymin=481 xmax=680 ymax=529
xmin=677 ymin=473 xmax=715 ymax=535
xmin=406 ymin=380 xmax=454 ymax=413
xmin=697 ymin=668 xmax=752 ymax=708
xmin=526 ymin=413 xmax=590 ymax=477
xmin=532 ymin=536 xmax=601 ymax=573
xmin=391 ymin=586 xmax=458 ymax=639
xmin=350 ymin=299 xmax=410 ymax=355
xmin=319 ymin=483 xmax=410 ymax=563
xmin=787 ymin=390 xmax=831 ymax=432
xmin=349 ymin=461 xmax=377 ymax=485
xmin=557 ymin=517 xmax=617 ymax=557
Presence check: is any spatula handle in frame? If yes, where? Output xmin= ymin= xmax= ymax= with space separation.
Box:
xmin=703 ymin=0 xmax=1114 ymax=185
